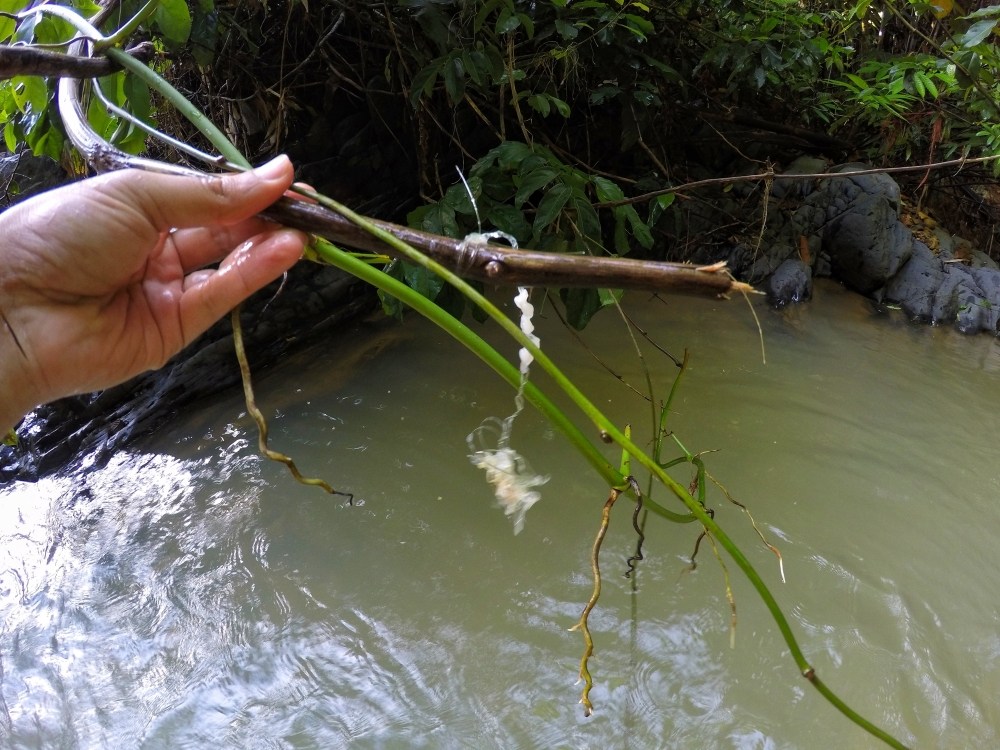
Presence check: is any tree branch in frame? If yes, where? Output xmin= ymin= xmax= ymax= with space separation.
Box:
xmin=0 ymin=41 xmax=153 ymax=79
xmin=56 ymin=46 xmax=749 ymax=298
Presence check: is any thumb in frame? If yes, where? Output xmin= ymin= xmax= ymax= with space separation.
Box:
xmin=108 ymin=156 xmax=297 ymax=231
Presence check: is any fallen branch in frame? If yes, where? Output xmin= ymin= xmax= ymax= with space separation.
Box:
xmin=267 ymin=199 xmax=747 ymax=295
xmin=0 ymin=41 xmax=153 ymax=79
xmin=55 ymin=46 xmax=750 ymax=299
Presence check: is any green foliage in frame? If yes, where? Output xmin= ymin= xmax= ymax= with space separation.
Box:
xmin=697 ymin=0 xmax=1000 ymax=167
xmin=153 ymin=0 xmax=192 ymax=49
xmin=392 ymin=1 xmax=694 ymax=325
xmin=0 ymin=0 xmax=197 ymax=164
xmin=189 ymin=0 xmax=220 ymax=67
xmin=407 ymin=140 xmax=655 ymax=327
xmin=8 ymin=0 xmax=1000 ymax=320
xmin=697 ymin=1 xmax=851 ymax=92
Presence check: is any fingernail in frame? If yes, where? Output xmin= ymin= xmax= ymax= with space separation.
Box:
xmin=253 ymin=155 xmax=290 ymax=180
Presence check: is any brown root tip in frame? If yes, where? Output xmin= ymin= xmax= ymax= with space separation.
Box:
xmin=731 ymin=281 xmax=760 ymax=295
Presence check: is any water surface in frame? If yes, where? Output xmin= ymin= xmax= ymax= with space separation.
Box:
xmin=3 ymin=280 xmax=1000 ymax=748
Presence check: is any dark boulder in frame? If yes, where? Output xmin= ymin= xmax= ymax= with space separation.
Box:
xmin=767 ymin=258 xmax=812 ymax=307
xmin=883 ymin=241 xmax=943 ymax=322
xmin=823 ymin=194 xmax=912 ymax=294
xmin=0 ymin=150 xmax=67 ymax=207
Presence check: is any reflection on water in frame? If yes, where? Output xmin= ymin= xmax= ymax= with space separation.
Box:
xmin=3 ymin=281 xmax=1000 ymax=748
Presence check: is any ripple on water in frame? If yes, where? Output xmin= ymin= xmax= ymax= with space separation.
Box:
xmin=5 ymin=287 xmax=1000 ymax=748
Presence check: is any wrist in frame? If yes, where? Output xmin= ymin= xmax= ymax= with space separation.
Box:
xmin=0 ymin=307 xmax=38 ymax=431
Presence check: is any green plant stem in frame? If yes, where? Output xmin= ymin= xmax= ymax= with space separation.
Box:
xmin=95 ymin=0 xmax=158 ymax=50
xmin=104 ymin=47 xmax=250 ymax=169
xmin=310 ymin=239 xmax=689 ymax=525
xmin=46 ymin=20 xmax=910 ymax=744
xmin=299 ymin=194 xmax=909 ymax=750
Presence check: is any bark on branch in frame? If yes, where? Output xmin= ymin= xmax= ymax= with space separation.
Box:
xmin=56 ymin=46 xmax=750 ymax=298
xmin=0 ymin=42 xmax=153 ymax=79
xmin=260 ymin=200 xmax=741 ymax=295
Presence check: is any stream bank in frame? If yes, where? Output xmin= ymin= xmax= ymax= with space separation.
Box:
xmin=699 ymin=156 xmax=1000 ymax=335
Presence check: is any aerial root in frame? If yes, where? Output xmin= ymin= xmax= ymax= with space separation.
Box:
xmin=624 ymin=475 xmax=645 ymax=578
xmin=570 ymin=485 xmax=623 ymax=716
xmin=708 ymin=471 xmax=785 ymax=583
xmin=231 ymin=307 xmax=353 ymax=502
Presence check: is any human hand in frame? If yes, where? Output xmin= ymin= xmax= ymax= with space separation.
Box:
xmin=0 ymin=155 xmax=307 ymax=427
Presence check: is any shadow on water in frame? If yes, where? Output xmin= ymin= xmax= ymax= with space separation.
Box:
xmin=3 ymin=280 xmax=1000 ymax=748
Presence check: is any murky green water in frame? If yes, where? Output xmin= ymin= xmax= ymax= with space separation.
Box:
xmin=3 ymin=280 xmax=1000 ymax=748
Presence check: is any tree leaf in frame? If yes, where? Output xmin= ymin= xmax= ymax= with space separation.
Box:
xmin=592 ymin=175 xmax=625 ymax=202
xmin=485 ymin=203 xmax=531 ymax=241
xmin=571 ymin=194 xmax=601 ymax=242
xmin=155 ymin=0 xmax=193 ymax=47
xmin=0 ymin=0 xmax=30 ymax=42
xmin=493 ymin=141 xmax=535 ymax=171
xmin=555 ymin=19 xmax=578 ymax=39
xmin=514 ymin=166 xmax=558 ymax=207
xmin=625 ymin=205 xmax=654 ymax=249
xmin=462 ymin=50 xmax=483 ymax=86
xmin=533 ymin=182 xmax=572 ymax=235
xmin=11 ymin=75 xmax=47 ymax=116
xmin=443 ymin=55 xmax=466 ymax=103
xmin=190 ymin=0 xmax=220 ymax=67
xmin=496 ymin=6 xmax=521 ymax=34
xmin=410 ymin=60 xmax=441 ymax=107
xmin=517 ymin=12 xmax=535 ymax=39
xmin=589 ymin=84 xmax=621 ymax=105
xmin=403 ymin=261 xmax=445 ymax=301
xmin=473 ymin=0 xmax=502 ymax=32
xmin=613 ymin=208 xmax=629 ymax=253
xmin=32 ymin=14 xmax=74 ymax=45
xmin=527 ymin=93 xmax=550 ymax=116
xmin=920 ymin=72 xmax=939 ymax=98
xmin=961 ymin=19 xmax=996 ymax=48
xmin=560 ymin=287 xmax=612 ymax=329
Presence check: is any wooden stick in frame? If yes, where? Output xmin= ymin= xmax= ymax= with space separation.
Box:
xmin=56 ymin=45 xmax=747 ymax=298
xmin=0 ymin=41 xmax=153 ymax=79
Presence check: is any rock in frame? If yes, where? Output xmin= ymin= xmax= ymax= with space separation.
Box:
xmin=967 ymin=268 xmax=1000 ymax=333
xmin=883 ymin=241 xmax=943 ymax=321
xmin=719 ymin=157 xmax=1000 ymax=335
xmin=767 ymin=258 xmax=812 ymax=306
xmin=953 ymin=274 xmax=994 ymax=334
xmin=823 ymin=195 xmax=913 ymax=294
xmin=771 ymin=155 xmax=829 ymax=200
xmin=930 ymin=266 xmax=966 ymax=324
xmin=819 ymin=163 xmax=901 ymax=215
xmin=0 ymin=151 xmax=67 ymax=206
